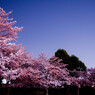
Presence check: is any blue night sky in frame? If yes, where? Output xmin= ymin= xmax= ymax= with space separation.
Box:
xmin=0 ymin=0 xmax=95 ymax=68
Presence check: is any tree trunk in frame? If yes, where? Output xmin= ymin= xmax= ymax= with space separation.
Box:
xmin=77 ymin=87 xmax=79 ymax=95
xmin=66 ymin=86 xmax=70 ymax=95
xmin=46 ymin=88 xmax=48 ymax=95
xmin=7 ymin=88 xmax=11 ymax=95
xmin=92 ymin=87 xmax=94 ymax=95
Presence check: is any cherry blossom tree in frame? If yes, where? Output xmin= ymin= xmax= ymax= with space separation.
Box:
xmin=87 ymin=68 xmax=95 ymax=87
xmin=0 ymin=8 xmax=73 ymax=95
xmin=15 ymin=54 xmax=72 ymax=95
xmin=0 ymin=8 xmax=22 ymax=83
xmin=72 ymin=69 xmax=95 ymax=87
xmin=70 ymin=68 xmax=95 ymax=95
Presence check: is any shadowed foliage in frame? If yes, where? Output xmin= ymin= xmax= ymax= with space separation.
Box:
xmin=55 ymin=49 xmax=86 ymax=71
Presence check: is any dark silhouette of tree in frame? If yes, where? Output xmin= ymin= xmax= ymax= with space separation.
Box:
xmin=70 ymin=55 xmax=86 ymax=71
xmin=55 ymin=49 xmax=86 ymax=71
xmin=55 ymin=49 xmax=72 ymax=70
